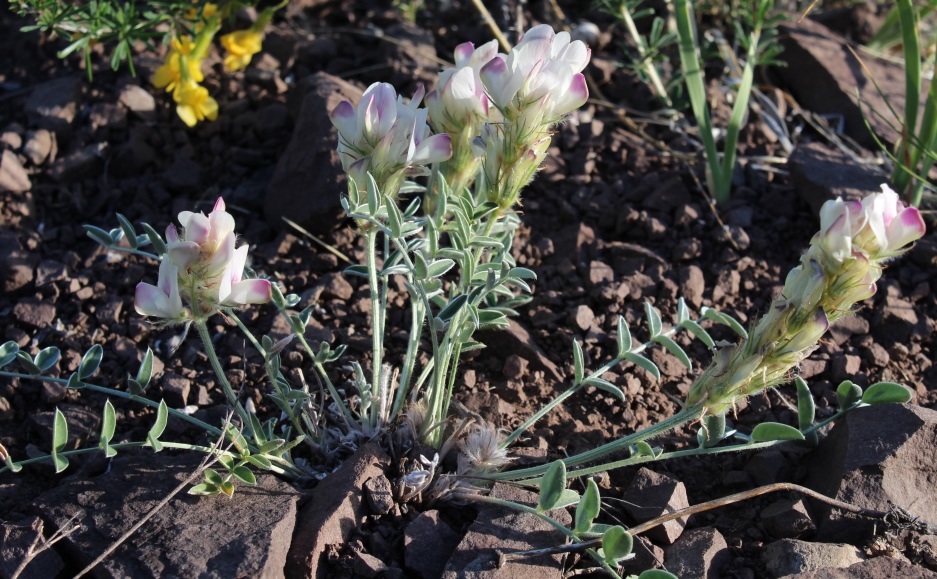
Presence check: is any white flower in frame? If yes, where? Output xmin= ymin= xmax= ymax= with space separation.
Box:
xmin=135 ymin=259 xmax=185 ymax=319
xmin=479 ymin=24 xmax=590 ymax=122
xmin=426 ymin=40 xmax=499 ymax=133
xmin=330 ymin=82 xmax=452 ymax=190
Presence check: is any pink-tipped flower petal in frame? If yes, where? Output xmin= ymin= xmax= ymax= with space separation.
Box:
xmin=330 ymin=100 xmax=357 ymax=139
xmin=225 ymin=279 xmax=273 ymax=306
xmin=454 ymin=42 xmax=475 ymax=67
xmin=885 ymin=207 xmax=926 ymax=252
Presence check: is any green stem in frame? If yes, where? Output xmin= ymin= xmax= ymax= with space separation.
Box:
xmin=620 ymin=4 xmax=672 ymax=108
xmin=367 ymin=228 xmax=384 ymax=428
xmin=0 ymin=371 xmax=222 ymax=436
xmin=675 ymin=0 xmax=723 ymax=201
xmin=492 ymin=405 xmax=704 ymax=481
xmin=393 ymin=299 xmax=425 ymax=417
xmin=193 ymin=318 xmax=252 ymax=430
xmin=501 ymin=315 xmax=712 ymax=448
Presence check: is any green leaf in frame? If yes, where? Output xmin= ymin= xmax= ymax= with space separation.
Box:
xmin=34 ymin=347 xmax=60 ymax=372
xmin=4 ymin=455 xmax=22 ymax=473
xmin=231 ymin=465 xmax=257 ymax=485
xmin=635 ymin=441 xmax=658 ymax=457
xmin=100 ymin=399 xmax=116 ymax=447
xmin=750 ymin=422 xmax=805 ymax=442
xmin=51 ymin=408 xmax=69 ymax=473
xmin=553 ymin=488 xmax=581 ymax=509
xmin=572 ymin=341 xmax=585 ymax=385
xmin=538 ymin=460 xmax=567 ymax=512
xmin=343 ymin=264 xmax=370 ymax=278
xmin=574 ymin=479 xmax=601 ymax=535
xmin=795 ymin=376 xmax=815 ymax=430
xmin=644 ymin=302 xmax=662 ymax=337
xmin=581 ymin=377 xmax=626 ymax=400
xmin=115 ymin=213 xmax=138 ymax=249
xmin=601 ymin=526 xmax=633 ymax=563
xmin=0 ymin=341 xmax=18 ymax=367
xmin=146 ymin=400 xmax=168 ymax=450
xmin=507 ymin=267 xmax=537 ymax=280
xmin=437 ymin=294 xmax=468 ymax=322
xmin=188 ymin=483 xmax=220 ymax=496
xmin=681 ymin=319 xmax=715 ymax=349
xmin=136 ymin=348 xmax=155 ymax=387
xmin=258 ymin=439 xmax=286 ymax=454
xmin=638 ymin=570 xmax=680 ymax=579
xmin=84 ymin=224 xmax=115 ymax=247
xmin=127 ymin=379 xmax=144 ymax=396
xmin=653 ymin=335 xmax=692 ymax=370
xmin=861 ymin=382 xmax=912 ymax=405
xmin=616 ymin=316 xmax=632 ymax=358
xmin=67 ymin=373 xmax=84 ymax=390
xmin=52 ymin=408 xmax=69 ymax=453
xmin=414 ymin=252 xmax=429 ymax=279
xmin=220 ymin=481 xmax=236 ymax=497
xmin=384 ymin=195 xmax=403 ymax=237
xmin=79 ymin=344 xmax=104 ymax=380
xmin=426 ymin=259 xmax=455 ymax=278
xmin=16 ymin=352 xmax=41 ymax=375
xmin=676 ymin=297 xmax=691 ymax=323
xmin=244 ymin=454 xmax=273 ymax=469
xmin=366 ymin=172 xmax=380 ymax=216
xmin=204 ymin=467 xmax=224 ymax=485
xmin=836 ymin=380 xmax=863 ymax=408
xmin=140 ymin=222 xmax=167 ymax=255
xmin=699 ymin=413 xmax=727 ymax=448
xmin=623 ymin=352 xmax=661 ymax=381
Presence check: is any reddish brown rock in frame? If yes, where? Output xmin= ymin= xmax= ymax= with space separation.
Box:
xmin=664 ymin=526 xmax=731 ymax=579
xmin=620 ymin=467 xmax=690 ymax=545
xmin=265 ymin=73 xmax=363 ymax=235
xmin=442 ymin=483 xmax=568 ymax=578
xmin=805 ymin=404 xmax=937 ymax=543
xmin=286 ymin=443 xmax=390 ymax=578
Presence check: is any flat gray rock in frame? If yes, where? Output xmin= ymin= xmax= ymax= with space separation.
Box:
xmin=34 ymin=451 xmax=299 ymax=578
xmin=443 ymin=482 xmax=569 ymax=579
xmin=805 ymin=404 xmax=937 ymax=544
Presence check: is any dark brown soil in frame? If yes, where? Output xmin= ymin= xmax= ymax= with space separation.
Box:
xmin=1 ymin=1 xmax=935 ymax=578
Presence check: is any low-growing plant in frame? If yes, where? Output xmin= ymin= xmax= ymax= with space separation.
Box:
xmin=863 ymin=0 xmax=937 ymax=207
xmin=12 ymin=0 xmax=285 ymax=126
xmin=0 ymin=18 xmax=929 ymax=579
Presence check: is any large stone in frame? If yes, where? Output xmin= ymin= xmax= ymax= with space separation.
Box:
xmin=34 ymin=452 xmax=299 ymax=578
xmin=779 ymin=555 xmax=937 ymax=578
xmin=760 ymin=498 xmax=817 ymax=539
xmin=777 ymin=18 xmax=924 ymax=148
xmin=787 ymin=142 xmax=881 ymax=216
xmin=265 ymin=72 xmax=362 ymax=235
xmin=404 ymin=510 xmax=463 ymax=579
xmin=804 ymin=404 xmax=937 ymax=543
xmin=443 ymin=482 xmax=568 ymax=578
xmin=24 ymin=76 xmax=82 ymax=140
xmin=762 ymin=539 xmax=864 ymax=578
xmin=0 ymin=150 xmax=31 ymax=192
xmin=664 ymin=526 xmax=731 ymax=579
xmin=620 ymin=467 xmax=690 ymax=545
xmin=286 ymin=443 xmax=390 ymax=578
xmin=0 ymin=516 xmax=66 ymax=579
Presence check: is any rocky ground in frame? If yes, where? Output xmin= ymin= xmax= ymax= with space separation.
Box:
xmin=0 ymin=1 xmax=936 ymax=578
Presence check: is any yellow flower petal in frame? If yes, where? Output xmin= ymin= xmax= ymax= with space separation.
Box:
xmin=201 ymin=96 xmax=219 ymax=121
xmin=176 ymin=104 xmax=198 ymax=127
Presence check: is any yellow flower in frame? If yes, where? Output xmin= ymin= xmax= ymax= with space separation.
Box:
xmin=220 ymin=29 xmax=263 ymax=72
xmin=186 ymin=2 xmax=219 ymax=32
xmin=152 ymin=37 xmax=204 ymax=93
xmin=173 ymin=79 xmax=218 ymax=127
